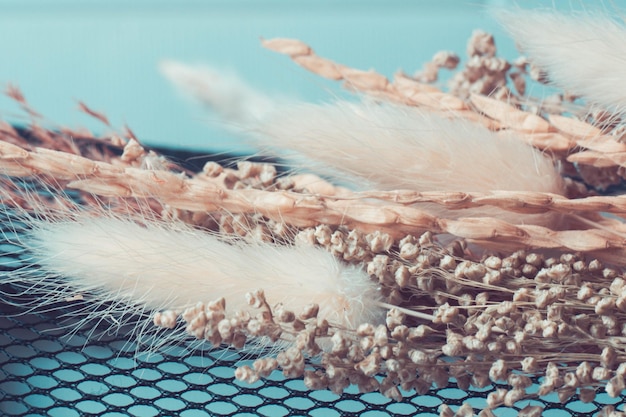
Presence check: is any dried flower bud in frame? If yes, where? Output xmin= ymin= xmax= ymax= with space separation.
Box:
xmin=484 ymin=269 xmax=502 ymax=285
xmin=390 ymin=326 xmax=409 ymax=342
xmin=486 ymin=388 xmax=507 ymax=408
xmin=153 ymin=310 xmax=178 ymax=329
xmin=596 ymin=297 xmax=616 ymax=315
xmin=489 ymin=359 xmax=507 ymax=382
xmin=504 ymin=388 xmax=525 ymax=407
xmin=475 ymin=292 xmax=490 ymax=305
xmin=513 ymin=288 xmax=532 ymax=302
xmin=399 ymin=236 xmax=419 ymax=260
xmin=576 ymin=362 xmax=593 ymax=384
xmin=299 ymin=303 xmax=319 ymax=321
xmin=479 ymin=409 xmax=496 ymax=417
xmin=235 ymin=365 xmax=259 ymax=384
xmin=440 ymin=254 xmax=456 ymax=270
xmin=246 ymin=289 xmax=266 ymax=309
xmin=439 ymin=404 xmax=454 ymax=417
xmin=522 ymin=264 xmax=538 ymax=278
xmin=432 ymin=50 xmax=460 ymax=70
xmin=331 ymin=331 xmax=350 ymax=354
xmin=434 ymin=303 xmax=459 ymax=324
xmin=558 ymin=387 xmax=575 ymax=403
xmin=578 ymin=388 xmax=596 ymax=403
xmin=386 ymin=308 xmax=405 ymax=330
xmin=589 ymin=259 xmax=603 ymax=272
xmin=442 ymin=331 xmax=464 ymax=357
xmin=374 ymin=325 xmax=388 ymax=347
xmin=455 ymin=403 xmax=475 ymax=417
xmin=304 ymin=370 xmax=327 ymax=391
xmin=471 ymin=372 xmax=490 ymax=389
xmin=357 ymin=353 xmax=381 ymax=377
xmin=394 ymin=265 xmax=411 ymax=288
xmin=606 ymin=375 xmax=626 ymax=398
xmin=593 ymin=366 xmax=611 ymax=381
xmin=275 ymin=305 xmax=295 ymax=323
xmin=563 ymin=372 xmax=579 ymax=388
xmin=602 ymin=346 xmax=618 ymax=369
xmin=366 ymin=231 xmax=393 ymax=253
xmin=508 ymin=374 xmax=532 ymax=389
xmin=518 ymin=405 xmax=543 ymax=417
xmin=367 ymin=254 xmax=389 ymax=281
xmin=483 ymin=255 xmax=502 ymax=270
xmin=542 ymin=321 xmax=558 ymax=338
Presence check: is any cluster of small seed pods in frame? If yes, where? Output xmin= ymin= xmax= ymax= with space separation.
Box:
xmin=143 ymin=151 xmax=626 ymax=410
xmin=446 ymin=29 xmax=626 ymax=191
xmin=151 ymin=206 xmax=626 ymax=411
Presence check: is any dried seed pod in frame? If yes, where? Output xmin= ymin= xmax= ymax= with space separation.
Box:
xmin=483 ymin=255 xmax=502 ymax=270
xmin=596 ymin=297 xmax=616 ymax=315
xmin=593 ymin=366 xmax=612 ymax=381
xmin=357 ymin=353 xmax=381 ymax=377
xmin=601 ymin=346 xmax=618 ymax=369
xmin=489 ymin=359 xmax=507 ymax=382
xmin=235 ymin=365 xmax=259 ymax=384
xmin=439 ymin=404 xmax=455 ymax=417
xmin=606 ymin=375 xmax=626 ymax=398
xmin=440 ymin=254 xmax=456 ymax=270
xmin=455 ymin=403 xmax=475 ymax=417
xmin=508 ymin=374 xmax=532 ymax=389
xmin=518 ymin=405 xmax=543 ymax=417
xmin=558 ymin=387 xmax=576 ymax=403
xmin=578 ymin=388 xmax=596 ymax=403
xmin=504 ymin=388 xmax=525 ymax=406
xmin=577 ymin=362 xmax=593 ymax=384
xmin=486 ymin=388 xmax=507 ymax=408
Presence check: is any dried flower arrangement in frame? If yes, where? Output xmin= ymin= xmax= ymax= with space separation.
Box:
xmin=3 ymin=8 xmax=626 ymax=417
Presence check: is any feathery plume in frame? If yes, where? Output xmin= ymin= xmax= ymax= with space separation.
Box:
xmin=498 ymin=9 xmax=626 ymax=117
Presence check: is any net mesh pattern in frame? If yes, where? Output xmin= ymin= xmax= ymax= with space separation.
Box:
xmin=2 ymin=309 xmax=624 ymax=417
xmin=1 ymin=230 xmax=625 ymax=416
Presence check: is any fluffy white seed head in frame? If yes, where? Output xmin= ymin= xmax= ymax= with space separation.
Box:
xmin=498 ymin=9 xmax=626 ymax=117
xmin=24 ymin=214 xmax=383 ymax=331
xmin=163 ymin=62 xmax=564 ymax=225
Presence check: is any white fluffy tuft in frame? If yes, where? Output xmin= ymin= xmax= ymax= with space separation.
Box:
xmin=498 ymin=9 xmax=626 ymax=116
xmin=24 ymin=214 xmax=383 ymax=331
xmin=250 ymin=100 xmax=563 ymax=195
xmin=162 ymin=62 xmax=564 ymax=223
xmin=160 ymin=60 xmax=277 ymax=126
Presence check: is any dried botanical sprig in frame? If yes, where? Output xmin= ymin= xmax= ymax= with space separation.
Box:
xmin=5 ymin=11 xmax=626 ymax=416
xmin=262 ymin=33 xmax=626 ymax=192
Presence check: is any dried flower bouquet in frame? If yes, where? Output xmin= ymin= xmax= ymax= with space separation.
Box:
xmin=2 ymin=9 xmax=626 ymax=417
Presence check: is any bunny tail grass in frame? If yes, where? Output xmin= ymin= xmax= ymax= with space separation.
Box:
xmin=498 ymin=9 xmax=626 ymax=117
xmin=21 ymin=213 xmax=383 ymax=332
xmin=245 ymin=100 xmax=564 ymax=195
xmin=159 ymin=60 xmax=277 ymax=127
xmin=162 ymin=63 xmax=564 ymax=224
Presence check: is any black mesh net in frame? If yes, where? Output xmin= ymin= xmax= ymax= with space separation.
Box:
xmin=1 ymin=244 xmax=625 ymax=416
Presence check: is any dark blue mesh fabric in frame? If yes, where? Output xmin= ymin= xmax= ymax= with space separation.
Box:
xmin=2 ymin=291 xmax=625 ymax=416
